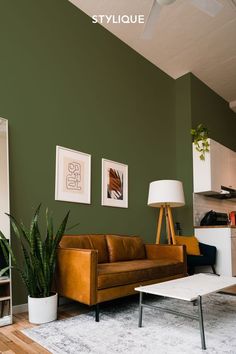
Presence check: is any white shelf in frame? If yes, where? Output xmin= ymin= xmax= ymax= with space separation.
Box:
xmin=0 ymin=315 xmax=12 ymax=327
xmin=0 ymin=296 xmax=10 ymax=302
xmin=0 ymin=118 xmax=12 ymax=327
xmin=0 ymin=278 xmax=10 ymax=284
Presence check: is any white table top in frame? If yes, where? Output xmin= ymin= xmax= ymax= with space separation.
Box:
xmin=135 ymin=274 xmax=236 ymax=301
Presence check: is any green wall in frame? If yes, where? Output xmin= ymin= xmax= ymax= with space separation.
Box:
xmin=1 ymin=1 xmax=235 ymax=307
xmin=0 ymin=0 xmax=176 ymax=305
xmin=191 ymin=75 xmax=236 ymax=151
xmin=174 ymin=74 xmax=193 ymax=234
xmin=174 ymin=73 xmax=236 ymax=235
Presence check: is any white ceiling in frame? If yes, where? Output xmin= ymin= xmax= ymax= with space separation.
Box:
xmin=69 ymin=0 xmax=236 ymax=106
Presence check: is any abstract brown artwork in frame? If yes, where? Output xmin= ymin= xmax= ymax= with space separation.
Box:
xmin=102 ymin=159 xmax=128 ymax=208
xmin=107 ymin=168 xmax=123 ymax=200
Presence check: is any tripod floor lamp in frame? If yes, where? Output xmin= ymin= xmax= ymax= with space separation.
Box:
xmin=148 ymin=180 xmax=185 ymax=244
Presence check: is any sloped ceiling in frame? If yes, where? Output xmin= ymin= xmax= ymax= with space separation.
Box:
xmin=69 ymin=0 xmax=236 ymax=106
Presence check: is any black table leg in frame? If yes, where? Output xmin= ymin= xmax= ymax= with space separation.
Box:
xmin=95 ymin=303 xmax=100 ymax=322
xmin=138 ymin=292 xmax=143 ymax=327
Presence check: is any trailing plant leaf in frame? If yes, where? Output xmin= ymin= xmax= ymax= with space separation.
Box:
xmin=0 ymin=205 xmax=70 ymax=298
xmin=191 ymin=124 xmax=209 ymax=160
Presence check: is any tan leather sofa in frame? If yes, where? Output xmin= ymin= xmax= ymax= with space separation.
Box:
xmin=56 ymin=234 xmax=187 ymax=321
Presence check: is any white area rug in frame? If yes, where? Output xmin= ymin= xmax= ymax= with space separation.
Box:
xmin=22 ymin=293 xmax=236 ymax=354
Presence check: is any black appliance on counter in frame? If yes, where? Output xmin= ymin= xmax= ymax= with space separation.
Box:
xmin=200 ymin=210 xmax=229 ymax=226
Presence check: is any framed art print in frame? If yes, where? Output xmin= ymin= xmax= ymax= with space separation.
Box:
xmin=102 ymin=158 xmax=128 ymax=208
xmin=55 ymin=146 xmax=91 ymax=204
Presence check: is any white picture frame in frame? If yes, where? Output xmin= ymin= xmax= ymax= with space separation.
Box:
xmin=55 ymin=146 xmax=91 ymax=204
xmin=101 ymin=158 xmax=128 ymax=208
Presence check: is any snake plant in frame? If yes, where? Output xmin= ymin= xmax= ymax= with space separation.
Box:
xmin=0 ymin=205 xmax=69 ymax=298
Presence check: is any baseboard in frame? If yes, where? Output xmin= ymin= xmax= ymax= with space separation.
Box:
xmin=13 ymin=303 xmax=28 ymax=314
xmin=12 ymin=296 xmax=70 ymax=314
xmin=59 ymin=296 xmax=70 ymax=306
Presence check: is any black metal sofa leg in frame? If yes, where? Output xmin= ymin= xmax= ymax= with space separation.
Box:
xmin=188 ymin=266 xmax=195 ymax=276
xmin=211 ymin=265 xmax=217 ymax=275
xmin=95 ymin=304 xmax=100 ymax=322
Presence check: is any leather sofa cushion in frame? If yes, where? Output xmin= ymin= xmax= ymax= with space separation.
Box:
xmin=59 ymin=235 xmax=109 ymax=263
xmin=97 ymin=259 xmax=184 ymax=289
xmin=106 ymin=235 xmax=146 ymax=262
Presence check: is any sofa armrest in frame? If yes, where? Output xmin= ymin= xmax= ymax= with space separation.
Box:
xmin=145 ymin=244 xmax=187 ymax=264
xmin=55 ymin=248 xmax=98 ymax=306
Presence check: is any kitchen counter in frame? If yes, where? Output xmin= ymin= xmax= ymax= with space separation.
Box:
xmin=194 ymin=225 xmax=236 ymax=229
xmin=195 ymin=227 xmax=236 ymax=276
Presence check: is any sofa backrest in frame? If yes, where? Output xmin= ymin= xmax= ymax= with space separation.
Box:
xmin=106 ymin=235 xmax=146 ymax=262
xmin=60 ymin=235 xmax=109 ymax=263
xmin=59 ymin=234 xmax=146 ymax=263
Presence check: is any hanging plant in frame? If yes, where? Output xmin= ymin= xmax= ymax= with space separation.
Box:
xmin=191 ymin=124 xmax=209 ymax=160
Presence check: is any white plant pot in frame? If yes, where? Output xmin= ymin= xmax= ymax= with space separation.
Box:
xmin=28 ymin=293 xmax=58 ymax=324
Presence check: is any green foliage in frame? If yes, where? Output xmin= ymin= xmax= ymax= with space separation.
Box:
xmin=191 ymin=124 xmax=209 ymax=160
xmin=0 ymin=205 xmax=69 ymax=298
xmin=0 ymin=239 xmax=10 ymax=276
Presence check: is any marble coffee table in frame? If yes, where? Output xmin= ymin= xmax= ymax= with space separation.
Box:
xmin=135 ymin=274 xmax=236 ymax=350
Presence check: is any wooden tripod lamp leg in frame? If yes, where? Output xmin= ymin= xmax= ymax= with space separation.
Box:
xmin=167 ymin=206 xmax=176 ymax=244
xmin=165 ymin=206 xmax=171 ymax=245
xmin=156 ymin=206 xmax=164 ymax=244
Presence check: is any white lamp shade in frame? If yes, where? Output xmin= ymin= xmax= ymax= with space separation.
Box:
xmin=148 ymin=180 xmax=185 ymax=207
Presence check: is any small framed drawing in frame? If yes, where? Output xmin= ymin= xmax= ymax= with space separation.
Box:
xmin=55 ymin=146 xmax=91 ymax=204
xmin=102 ymin=159 xmax=128 ymax=208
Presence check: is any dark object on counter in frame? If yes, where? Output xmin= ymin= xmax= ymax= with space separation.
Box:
xmin=200 ymin=210 xmax=228 ymax=226
xmin=187 ymin=242 xmax=217 ymax=275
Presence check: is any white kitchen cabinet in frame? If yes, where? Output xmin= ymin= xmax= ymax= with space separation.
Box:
xmin=195 ymin=227 xmax=236 ymax=276
xmin=193 ymin=138 xmax=234 ymax=194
